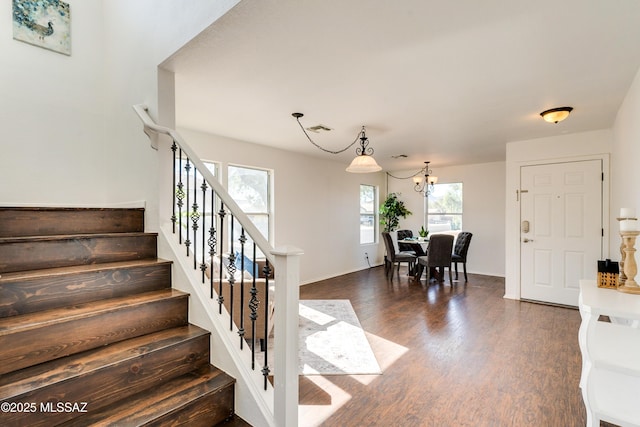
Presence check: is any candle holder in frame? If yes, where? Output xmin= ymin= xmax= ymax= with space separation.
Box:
xmin=617 ymin=217 xmax=633 ymax=285
xmin=618 ymin=230 xmax=640 ymax=294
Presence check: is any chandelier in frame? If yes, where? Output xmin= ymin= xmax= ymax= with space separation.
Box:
xmin=292 ymin=113 xmax=382 ymax=173
xmin=412 ymin=161 xmax=438 ymax=196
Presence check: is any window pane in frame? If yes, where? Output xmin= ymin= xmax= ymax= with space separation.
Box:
xmin=228 ymin=166 xmax=269 ymax=213
xmin=428 ymin=214 xmax=462 ymax=232
xmin=227 ymin=165 xmax=270 ymax=244
xmin=428 ymin=183 xmax=463 ymax=232
xmin=204 ymin=162 xmax=217 ymax=176
xmin=360 ymin=214 xmax=375 ymax=243
xmin=232 ymin=215 xmax=268 ymax=258
xmin=360 ymin=185 xmax=375 ymax=214
xmin=428 ymin=183 xmax=462 ymax=214
xmin=360 ymin=185 xmax=377 ymax=244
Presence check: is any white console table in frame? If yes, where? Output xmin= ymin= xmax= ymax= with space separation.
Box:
xmin=579 ymin=280 xmax=640 ymax=427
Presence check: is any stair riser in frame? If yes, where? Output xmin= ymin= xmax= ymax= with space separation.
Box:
xmin=148 ymin=386 xmax=235 ymax=427
xmin=0 ymin=262 xmax=172 ymax=317
xmin=0 ymin=208 xmax=145 ymax=237
xmin=0 ymin=295 xmax=188 ymax=375
xmin=0 ymin=234 xmax=158 ymax=273
xmin=1 ymin=334 xmax=210 ymax=427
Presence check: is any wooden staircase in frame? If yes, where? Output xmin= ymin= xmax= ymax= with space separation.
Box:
xmin=0 ymin=207 xmax=249 ymax=426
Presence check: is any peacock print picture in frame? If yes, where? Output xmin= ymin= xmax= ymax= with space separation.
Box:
xmin=13 ymin=0 xmax=71 ymax=55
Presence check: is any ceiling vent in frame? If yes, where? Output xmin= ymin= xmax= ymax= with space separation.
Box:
xmin=305 ymin=125 xmax=332 ymax=133
xmin=391 ymin=154 xmax=408 ymax=159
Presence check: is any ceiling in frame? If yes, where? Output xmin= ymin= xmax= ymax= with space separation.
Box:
xmin=161 ymin=0 xmax=640 ymax=172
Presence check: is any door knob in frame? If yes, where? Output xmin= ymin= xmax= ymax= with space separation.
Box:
xmin=523 ymin=238 xmax=534 ymax=243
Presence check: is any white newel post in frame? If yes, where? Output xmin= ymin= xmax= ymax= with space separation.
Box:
xmin=272 ymin=245 xmax=303 ymax=427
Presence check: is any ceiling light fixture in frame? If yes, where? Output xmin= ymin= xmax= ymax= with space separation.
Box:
xmin=540 ymin=106 xmax=573 ymax=123
xmin=292 ymin=112 xmax=382 ymax=173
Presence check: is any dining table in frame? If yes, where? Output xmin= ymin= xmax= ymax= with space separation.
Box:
xmin=398 ymin=238 xmax=429 ymax=256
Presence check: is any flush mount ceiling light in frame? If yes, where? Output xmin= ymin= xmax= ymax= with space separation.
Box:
xmin=292 ymin=112 xmax=382 ymax=173
xmin=540 ymin=106 xmax=573 ymax=123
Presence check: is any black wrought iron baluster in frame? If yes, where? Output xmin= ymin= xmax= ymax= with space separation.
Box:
xmin=262 ymin=258 xmax=272 ymax=389
xmin=238 ymin=228 xmax=247 ymax=349
xmin=227 ymin=215 xmax=236 ymax=332
xmin=191 ymin=166 xmax=200 ymax=269
xmin=171 ymin=141 xmax=177 ymax=233
xmin=208 ymin=190 xmax=217 ymax=299
xmin=217 ymin=202 xmax=226 ymax=314
xmin=200 ymin=179 xmax=208 ymax=283
xmin=184 ymin=159 xmax=191 ymax=256
xmin=176 ymin=151 xmax=184 ymax=244
xmin=249 ymin=242 xmax=259 ymax=370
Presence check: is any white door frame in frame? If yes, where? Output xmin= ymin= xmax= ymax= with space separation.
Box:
xmin=506 ymin=154 xmax=610 ymax=301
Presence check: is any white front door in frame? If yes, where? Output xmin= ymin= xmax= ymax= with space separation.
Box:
xmin=520 ymin=160 xmax=602 ymax=306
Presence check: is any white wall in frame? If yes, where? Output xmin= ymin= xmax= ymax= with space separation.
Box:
xmin=101 ymin=0 xmax=240 ymax=231
xmin=387 ymin=161 xmax=506 ymax=277
xmin=612 ymin=66 xmax=640 ymax=250
xmin=0 ymin=0 xmax=239 ymax=225
xmin=0 ymin=1 xmax=108 ymax=206
xmin=504 ymin=129 xmax=613 ymax=299
xmin=179 ymin=128 xmax=387 ymax=285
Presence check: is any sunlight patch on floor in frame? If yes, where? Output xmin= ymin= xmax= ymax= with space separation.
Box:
xmin=298 ymin=330 xmax=410 ymax=426
xmin=349 ymin=331 xmax=408 ymax=385
xmin=300 ymin=303 xmax=335 ymax=326
xmin=299 ymin=375 xmax=352 ymax=427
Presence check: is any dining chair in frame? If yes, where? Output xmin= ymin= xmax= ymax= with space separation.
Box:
xmin=452 ymin=231 xmax=473 ymax=282
xmin=382 ymin=231 xmax=416 ymax=279
xmin=396 ymin=229 xmax=416 ymax=254
xmin=416 ymin=234 xmax=454 ymax=284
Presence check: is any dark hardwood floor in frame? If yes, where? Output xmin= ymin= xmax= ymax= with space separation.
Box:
xmin=297 ymin=265 xmax=587 ymax=427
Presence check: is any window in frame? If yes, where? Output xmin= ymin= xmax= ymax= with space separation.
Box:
xmin=360 ymin=184 xmax=377 ymax=244
xmin=202 ymin=161 xmax=218 ymax=178
xmin=228 ymin=165 xmax=271 ymax=242
xmin=427 ymin=182 xmax=463 ymax=232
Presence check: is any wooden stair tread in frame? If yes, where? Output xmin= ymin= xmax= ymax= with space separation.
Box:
xmin=0 ymin=289 xmax=187 ymax=335
xmin=58 ymin=365 xmax=235 ymax=427
xmin=0 ymin=232 xmax=158 ymax=244
xmin=0 ymin=258 xmax=172 ymax=283
xmin=0 ymin=324 xmax=210 ymax=399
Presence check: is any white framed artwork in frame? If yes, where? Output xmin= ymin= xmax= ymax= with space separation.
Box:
xmin=13 ymin=0 xmax=71 ymax=56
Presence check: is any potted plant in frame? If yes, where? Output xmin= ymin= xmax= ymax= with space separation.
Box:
xmin=379 ymin=193 xmax=412 ymax=233
xmin=418 ymin=225 xmax=429 ymax=240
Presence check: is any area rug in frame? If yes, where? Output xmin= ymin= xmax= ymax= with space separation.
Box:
xmin=299 ymin=299 xmax=381 ymax=375
xmin=259 ymin=299 xmax=381 ymax=375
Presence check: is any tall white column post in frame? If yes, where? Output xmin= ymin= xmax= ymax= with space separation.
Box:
xmin=272 ymin=245 xmax=304 ymax=427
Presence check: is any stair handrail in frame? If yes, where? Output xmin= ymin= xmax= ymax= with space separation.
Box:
xmin=134 ymin=104 xmax=302 ymax=427
xmin=132 ymin=104 xmax=274 ymax=265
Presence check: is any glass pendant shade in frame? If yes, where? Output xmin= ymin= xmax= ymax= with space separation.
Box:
xmin=540 ymin=107 xmax=573 ymax=123
xmin=346 ymin=154 xmax=382 ymax=173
